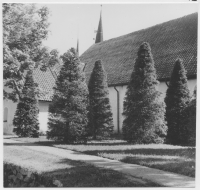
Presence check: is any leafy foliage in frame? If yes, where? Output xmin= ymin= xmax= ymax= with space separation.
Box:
xmin=47 ymin=48 xmax=88 ymax=143
xmin=3 ymin=3 xmax=59 ymax=102
xmin=13 ymin=70 xmax=39 ymax=137
xmin=122 ymin=42 xmax=167 ymax=144
xmin=165 ymin=59 xmax=191 ymax=145
xmin=88 ymin=60 xmax=114 ymax=139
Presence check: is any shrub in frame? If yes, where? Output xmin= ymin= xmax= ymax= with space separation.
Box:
xmin=4 ymin=162 xmax=62 ymax=187
xmin=47 ymin=48 xmax=88 ymax=143
xmin=88 ymin=60 xmax=114 ymax=139
xmin=122 ymin=42 xmax=167 ymax=144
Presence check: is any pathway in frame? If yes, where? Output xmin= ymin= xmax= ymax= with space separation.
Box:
xmin=4 ymin=138 xmax=195 ymax=187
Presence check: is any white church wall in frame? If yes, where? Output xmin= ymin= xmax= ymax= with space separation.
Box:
xmin=3 ymin=99 xmax=17 ymax=135
xmin=108 ymin=78 xmax=197 ymax=133
xmin=3 ymin=79 xmax=196 ymax=135
xmin=38 ymin=101 xmax=50 ymax=133
xmin=108 ymin=85 xmax=127 ymax=133
xmin=108 ymin=87 xmax=118 ymax=132
xmin=3 ymin=99 xmax=50 ymax=135
xmin=187 ymin=79 xmax=197 ymax=94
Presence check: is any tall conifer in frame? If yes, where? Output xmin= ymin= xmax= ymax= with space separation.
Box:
xmin=122 ymin=42 xmax=167 ymax=144
xmin=180 ymin=86 xmax=196 ymax=146
xmin=165 ymin=59 xmax=191 ymax=145
xmin=88 ymin=60 xmax=114 ymax=139
xmin=13 ymin=70 xmax=39 ymax=137
xmin=47 ymin=48 xmax=88 ymax=143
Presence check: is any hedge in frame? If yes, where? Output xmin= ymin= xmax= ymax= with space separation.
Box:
xmin=4 ymin=162 xmax=63 ymax=187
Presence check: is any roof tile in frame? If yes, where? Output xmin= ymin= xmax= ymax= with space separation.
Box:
xmin=34 ymin=13 xmax=197 ymax=101
xmin=80 ymin=13 xmax=197 ymax=86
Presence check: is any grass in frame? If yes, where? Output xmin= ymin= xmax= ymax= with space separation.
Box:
xmin=4 ymin=136 xmax=159 ymax=187
xmin=43 ymin=161 xmax=159 ymax=187
xmin=8 ymin=136 xmax=195 ymax=178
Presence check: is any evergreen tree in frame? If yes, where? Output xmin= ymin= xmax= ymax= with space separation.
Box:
xmin=181 ymin=85 xmax=196 ymax=146
xmin=13 ymin=70 xmax=39 ymax=137
xmin=122 ymin=42 xmax=167 ymax=144
xmin=88 ymin=60 xmax=114 ymax=139
xmin=165 ymin=59 xmax=191 ymax=145
xmin=47 ymin=48 xmax=88 ymax=143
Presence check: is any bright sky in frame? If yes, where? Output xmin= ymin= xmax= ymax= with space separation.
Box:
xmin=41 ymin=3 xmax=198 ymax=55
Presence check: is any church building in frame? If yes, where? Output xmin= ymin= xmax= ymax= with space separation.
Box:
xmin=3 ymin=11 xmax=197 ymax=134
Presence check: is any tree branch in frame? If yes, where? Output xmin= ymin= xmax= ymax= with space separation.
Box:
xmin=12 ymin=80 xmax=22 ymax=100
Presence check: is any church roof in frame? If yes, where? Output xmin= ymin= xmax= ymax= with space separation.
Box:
xmin=80 ymin=13 xmax=197 ymax=86
xmin=33 ymin=67 xmax=56 ymax=101
xmin=34 ymin=13 xmax=197 ymax=102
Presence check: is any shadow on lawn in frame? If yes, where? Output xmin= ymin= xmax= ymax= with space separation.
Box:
xmin=3 ymin=141 xmax=63 ymax=147
xmin=43 ymin=158 xmax=160 ymax=187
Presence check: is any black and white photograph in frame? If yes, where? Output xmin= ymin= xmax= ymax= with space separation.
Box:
xmin=3 ymin=0 xmax=198 ymax=188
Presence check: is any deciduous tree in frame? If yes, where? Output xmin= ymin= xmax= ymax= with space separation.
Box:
xmin=3 ymin=3 xmax=59 ymax=102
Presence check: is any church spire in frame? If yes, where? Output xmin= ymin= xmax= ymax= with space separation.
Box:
xmin=95 ymin=5 xmax=103 ymax=43
xmin=76 ymin=39 xmax=79 ymax=56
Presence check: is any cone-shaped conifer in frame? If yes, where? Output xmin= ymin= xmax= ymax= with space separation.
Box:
xmin=47 ymin=48 xmax=88 ymax=143
xmin=180 ymin=85 xmax=196 ymax=146
xmin=165 ymin=59 xmax=191 ymax=145
xmin=13 ymin=70 xmax=39 ymax=137
xmin=122 ymin=42 xmax=167 ymax=144
xmin=88 ymin=60 xmax=114 ymax=139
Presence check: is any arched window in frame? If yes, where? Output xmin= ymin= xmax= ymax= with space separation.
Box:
xmin=4 ymin=107 xmax=8 ymax=122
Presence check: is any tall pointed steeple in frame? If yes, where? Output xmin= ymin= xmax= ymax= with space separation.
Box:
xmin=76 ymin=39 xmax=79 ymax=56
xmin=95 ymin=5 xmax=103 ymax=43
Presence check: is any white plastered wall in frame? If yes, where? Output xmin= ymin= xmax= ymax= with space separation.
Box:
xmin=38 ymin=101 xmax=50 ymax=132
xmin=3 ymin=100 xmax=17 ymax=134
xmin=3 ymin=99 xmax=50 ymax=135
xmin=3 ymin=79 xmax=196 ymax=135
xmin=108 ymin=79 xmax=197 ymax=133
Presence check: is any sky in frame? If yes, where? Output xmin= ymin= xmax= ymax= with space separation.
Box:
xmin=40 ymin=3 xmax=198 ymax=55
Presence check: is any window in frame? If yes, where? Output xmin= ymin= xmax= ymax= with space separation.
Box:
xmin=4 ymin=107 xmax=8 ymax=122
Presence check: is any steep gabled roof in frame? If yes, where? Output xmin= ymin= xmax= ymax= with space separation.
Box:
xmin=33 ymin=67 xmax=56 ymax=101
xmin=80 ymin=13 xmax=197 ymax=86
xmin=34 ymin=13 xmax=197 ymax=102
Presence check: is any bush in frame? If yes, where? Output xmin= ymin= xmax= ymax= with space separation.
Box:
xmin=122 ymin=42 xmax=167 ymax=144
xmin=4 ymin=162 xmax=63 ymax=187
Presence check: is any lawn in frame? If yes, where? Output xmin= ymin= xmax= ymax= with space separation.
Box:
xmin=43 ymin=163 xmax=159 ymax=187
xmin=10 ymin=136 xmax=195 ymax=178
xmin=4 ymin=137 xmax=158 ymax=187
